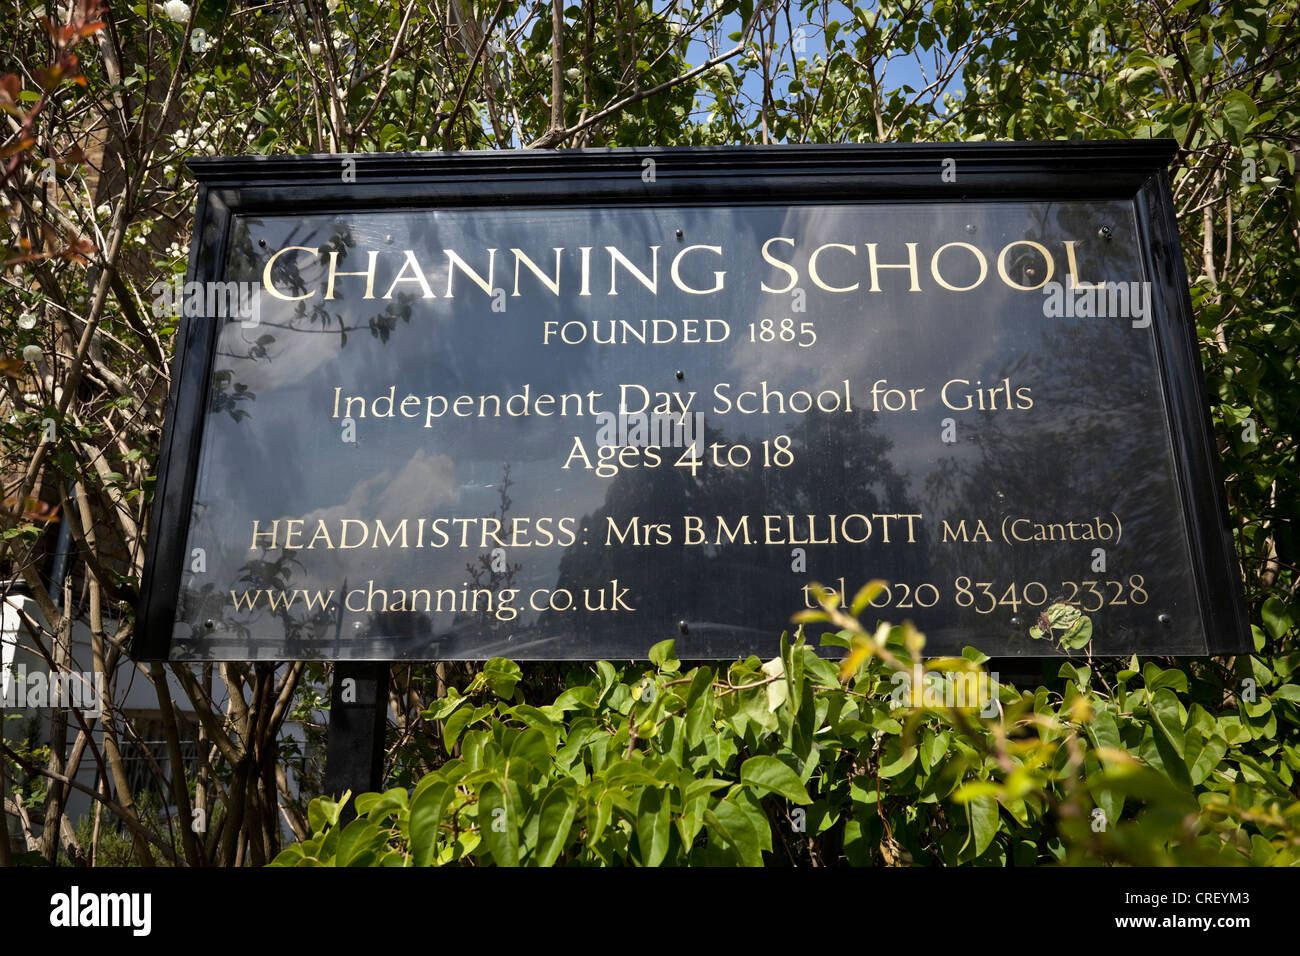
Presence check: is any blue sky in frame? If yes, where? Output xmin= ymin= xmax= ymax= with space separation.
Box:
xmin=679 ymin=3 xmax=961 ymax=140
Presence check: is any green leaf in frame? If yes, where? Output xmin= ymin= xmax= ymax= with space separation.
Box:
xmin=442 ymin=704 xmax=490 ymax=751
xmin=878 ymin=739 xmax=917 ymax=779
xmin=355 ymin=787 xmax=408 ymax=821
xmin=408 ymin=780 xmax=453 ymax=867
xmin=425 ymin=691 xmax=467 ymax=721
xmin=1222 ymin=90 xmax=1257 ymax=140
xmin=683 ymin=666 xmax=714 ymax=745
xmin=478 ymin=781 xmax=520 ymax=867
xmin=483 ymin=658 xmax=523 ymax=698
xmin=818 ymin=630 xmax=851 ymax=649
xmin=953 ymin=779 xmax=1001 ymax=802
xmin=511 ymin=705 xmax=561 ymax=754
xmin=739 ymin=755 xmax=810 ymax=803
xmin=920 ymin=729 xmax=950 ymax=772
xmin=1143 ymin=663 xmax=1188 ymax=693
xmin=1087 ymin=767 xmax=1124 ymax=830
xmin=1061 ymin=616 xmax=1093 ymax=650
xmin=270 ymin=844 xmax=304 ymax=866
xmin=678 ymin=778 xmax=726 ymax=846
xmin=335 ymin=819 xmax=383 ymax=867
xmin=708 ymin=796 xmax=767 ymax=867
xmin=1086 ymin=706 xmax=1121 ymax=753
xmin=552 ymin=685 xmax=597 ymax=712
xmin=1089 ymin=764 xmax=1197 ymax=815
xmin=1262 ymin=598 xmax=1293 ymax=641
xmin=850 ymin=579 xmax=887 ymax=617
xmin=587 ymin=791 xmax=615 ymax=850
xmin=761 ymin=656 xmax=787 ymax=712
xmin=600 ymin=761 xmax=661 ymax=789
xmin=648 ymin=639 xmax=678 ymax=670
xmin=1186 ymin=41 xmax=1214 ymax=77
xmin=307 ymin=792 xmax=348 ymax=833
xmin=531 ymin=787 xmax=577 ymax=867
xmin=1148 ymin=688 xmax=1191 ymax=788
xmin=967 ymin=795 xmax=999 ymax=858
xmin=1188 ymin=734 xmax=1227 ymax=786
xmin=507 ymin=727 xmax=552 ymax=773
xmin=1059 ymin=661 xmax=1091 ymax=687
xmin=635 ymin=787 xmax=672 ymax=867
xmin=1252 ymin=625 xmax=1266 ymax=652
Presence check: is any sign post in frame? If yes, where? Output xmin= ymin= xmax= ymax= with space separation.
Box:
xmin=321 ymin=662 xmax=388 ymax=814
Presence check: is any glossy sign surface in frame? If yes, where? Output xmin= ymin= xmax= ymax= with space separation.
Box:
xmin=136 ymin=144 xmax=1249 ymax=661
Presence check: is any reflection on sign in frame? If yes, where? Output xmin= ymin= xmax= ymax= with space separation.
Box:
xmin=163 ymin=197 xmax=1218 ymax=660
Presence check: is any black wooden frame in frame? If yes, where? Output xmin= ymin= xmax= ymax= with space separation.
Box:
xmin=132 ymin=141 xmax=1252 ymax=659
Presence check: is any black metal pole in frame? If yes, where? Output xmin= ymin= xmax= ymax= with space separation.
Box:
xmin=322 ymin=661 xmax=388 ymax=822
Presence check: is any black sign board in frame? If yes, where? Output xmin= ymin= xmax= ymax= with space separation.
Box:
xmin=134 ymin=142 xmax=1251 ymax=661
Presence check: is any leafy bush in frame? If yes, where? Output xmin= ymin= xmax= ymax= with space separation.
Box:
xmin=273 ymin=583 xmax=1300 ymax=867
